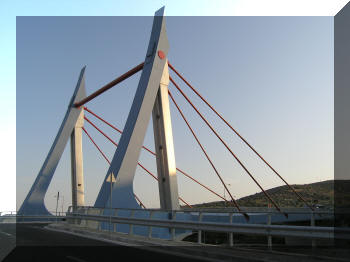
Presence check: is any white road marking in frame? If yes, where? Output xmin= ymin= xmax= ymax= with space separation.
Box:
xmin=0 ymin=231 xmax=13 ymax=237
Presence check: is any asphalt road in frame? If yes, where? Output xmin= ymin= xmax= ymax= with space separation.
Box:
xmin=0 ymin=223 xmax=15 ymax=261
xmin=2 ymin=223 xmax=349 ymax=262
xmin=0 ymin=223 xmax=203 ymax=262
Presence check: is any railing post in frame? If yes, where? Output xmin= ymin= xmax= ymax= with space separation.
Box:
xmin=98 ymin=209 xmax=102 ymax=231
xmin=129 ymin=210 xmax=135 ymax=235
xmin=171 ymin=211 xmax=177 ymax=241
xmin=148 ymin=211 xmax=154 ymax=238
xmin=198 ymin=212 xmax=203 ymax=244
xmin=81 ymin=208 xmax=87 ymax=227
xmin=113 ymin=209 xmax=118 ymax=232
xmin=229 ymin=212 xmax=234 ymax=247
xmin=109 ymin=207 xmax=112 ymax=232
xmin=267 ymin=212 xmax=272 ymax=250
xmin=311 ymin=211 xmax=316 ymax=248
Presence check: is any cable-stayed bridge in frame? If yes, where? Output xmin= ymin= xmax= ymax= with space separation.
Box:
xmin=3 ymin=6 xmax=349 ymax=262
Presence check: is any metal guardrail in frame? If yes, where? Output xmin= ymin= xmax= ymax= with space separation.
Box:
xmin=0 ymin=212 xmax=67 ymax=223
xmin=0 ymin=211 xmax=17 ymax=216
xmin=67 ymin=212 xmax=339 ymax=239
xmin=68 ymin=206 xmax=335 ymax=214
xmin=0 ymin=211 xmax=67 ymax=216
xmin=67 ymin=206 xmax=335 ymax=225
xmin=64 ymin=206 xmax=349 ymax=248
xmin=181 ymin=207 xmax=335 ymax=214
xmin=1 ymin=208 xmax=349 ymax=249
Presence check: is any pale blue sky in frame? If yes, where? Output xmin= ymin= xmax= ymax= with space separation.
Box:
xmin=16 ymin=15 xmax=333 ymax=211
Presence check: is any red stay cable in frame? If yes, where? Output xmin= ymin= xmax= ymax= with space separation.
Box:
xmin=74 ymin=62 xmax=144 ymax=108
xmin=179 ymin=197 xmax=192 ymax=208
xmin=134 ymin=194 xmax=146 ymax=209
xmin=84 ymin=116 xmax=118 ymax=147
xmin=83 ymin=127 xmax=146 ymax=207
xmin=168 ymin=62 xmax=312 ymax=211
xmin=84 ymin=107 xmax=156 ymax=156
xmin=84 ymin=116 xmax=161 ymax=181
xmin=84 ymin=117 xmax=158 ymax=181
xmin=83 ymin=117 xmax=192 ymax=209
xmin=176 ymin=168 xmax=227 ymax=202
xmin=84 ymin=107 xmax=123 ymax=133
xmin=169 ymin=90 xmax=247 ymax=220
xmin=170 ymin=77 xmax=287 ymax=218
xmin=82 ymin=127 xmax=111 ymax=164
xmin=83 ymin=106 xmax=227 ymax=202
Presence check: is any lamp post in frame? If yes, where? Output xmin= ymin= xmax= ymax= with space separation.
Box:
xmin=54 ymin=191 xmax=60 ymax=216
xmin=54 ymin=191 xmax=60 ymax=223
xmin=61 ymin=195 xmax=65 ymax=215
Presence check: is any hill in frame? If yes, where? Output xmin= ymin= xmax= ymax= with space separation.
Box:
xmin=191 ymin=180 xmax=335 ymax=208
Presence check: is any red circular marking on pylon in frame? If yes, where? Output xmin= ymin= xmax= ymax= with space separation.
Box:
xmin=158 ymin=50 xmax=165 ymax=59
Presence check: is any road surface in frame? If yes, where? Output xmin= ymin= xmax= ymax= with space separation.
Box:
xmin=0 ymin=223 xmax=204 ymax=262
xmin=2 ymin=223 xmax=348 ymax=262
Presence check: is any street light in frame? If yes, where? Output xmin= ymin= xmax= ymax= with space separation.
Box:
xmin=61 ymin=195 xmax=65 ymax=214
xmin=54 ymin=191 xmax=60 ymax=222
xmin=54 ymin=191 xmax=60 ymax=216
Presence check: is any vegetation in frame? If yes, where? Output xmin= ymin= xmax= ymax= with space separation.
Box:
xmin=190 ymin=180 xmax=337 ymax=209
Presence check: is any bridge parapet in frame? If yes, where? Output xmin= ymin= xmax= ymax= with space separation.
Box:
xmin=63 ymin=206 xmax=344 ymax=248
xmin=2 ymin=208 xmax=348 ymax=249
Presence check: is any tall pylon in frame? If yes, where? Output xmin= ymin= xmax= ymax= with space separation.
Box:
xmin=19 ymin=7 xmax=180 ymax=215
xmin=18 ymin=67 xmax=87 ymax=215
xmin=94 ymin=7 xmax=180 ymax=210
